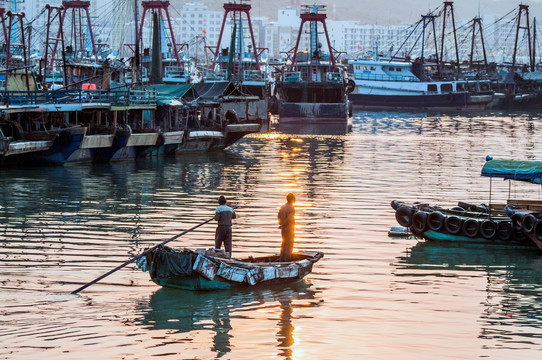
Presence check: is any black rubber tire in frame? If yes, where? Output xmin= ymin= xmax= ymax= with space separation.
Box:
xmin=496 ymin=221 xmax=513 ymax=241
xmin=522 ymin=214 xmax=537 ymax=234
xmin=411 ymin=211 xmax=428 ymax=233
xmin=427 ymin=211 xmax=445 ymax=231
xmin=535 ymin=220 xmax=542 ymax=242
xmin=510 ymin=213 xmax=524 ymax=231
xmin=480 ymin=219 xmax=497 ymax=239
xmin=154 ymin=133 xmax=165 ymax=147
xmin=395 ymin=206 xmax=413 ymax=227
xmin=444 ymin=215 xmax=463 ymax=234
xmin=462 ymin=218 xmax=480 ymax=238
xmin=390 ymin=200 xmax=402 ymax=210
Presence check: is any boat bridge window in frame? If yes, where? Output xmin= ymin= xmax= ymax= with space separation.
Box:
xmin=441 ymin=83 xmax=453 ymax=92
xmin=395 ymin=67 xmax=402 ymax=72
xmin=363 ymin=66 xmax=369 ymax=70
xmin=389 ymin=67 xmax=395 ymax=72
xmin=427 ymin=84 xmax=437 ymax=93
xmin=371 ymin=66 xmax=376 ymax=70
xmin=355 ymin=65 xmax=362 ymax=70
xmin=457 ymin=83 xmax=466 ymax=91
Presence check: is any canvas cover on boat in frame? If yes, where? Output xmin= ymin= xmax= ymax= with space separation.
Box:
xmin=481 ymin=159 xmax=542 ymax=184
xmin=188 ymin=81 xmax=231 ymax=100
xmin=151 ymin=248 xmax=193 ymax=279
xmin=147 ymin=84 xmax=192 ymax=106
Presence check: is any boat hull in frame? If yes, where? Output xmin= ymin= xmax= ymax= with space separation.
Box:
xmin=278 ymin=102 xmax=350 ymax=124
xmin=349 ymin=92 xmax=472 ymax=110
xmin=141 ymin=246 xmax=323 ymax=291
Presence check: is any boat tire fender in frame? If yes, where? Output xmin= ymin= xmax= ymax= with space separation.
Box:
xmin=225 ymin=109 xmax=240 ymax=124
xmin=395 ymin=206 xmax=414 ymax=227
xmin=411 ymin=211 xmax=428 ymax=233
xmin=480 ymin=219 xmax=497 ymax=239
xmin=390 ymin=200 xmax=403 ymax=210
xmin=496 ymin=221 xmax=513 ymax=241
xmin=427 ymin=211 xmax=445 ymax=231
xmin=444 ymin=215 xmax=463 ymax=235
xmin=510 ymin=213 xmax=524 ymax=231
xmin=462 ymin=218 xmax=480 ymax=238
xmin=534 ymin=220 xmax=542 ymax=242
xmin=522 ymin=214 xmax=537 ymax=234
xmin=154 ymin=133 xmax=165 ymax=147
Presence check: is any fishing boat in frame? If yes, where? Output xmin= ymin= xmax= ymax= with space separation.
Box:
xmin=390 ymin=158 xmax=542 ymax=249
xmin=137 ymin=246 xmax=324 ymax=291
xmin=347 ymin=55 xmax=493 ymax=110
xmin=273 ymin=4 xmax=351 ymax=126
xmin=203 ymin=0 xmax=271 ymax=125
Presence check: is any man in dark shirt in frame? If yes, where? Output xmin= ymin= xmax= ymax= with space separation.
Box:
xmin=214 ymin=195 xmax=237 ymax=257
xmin=277 ymin=193 xmax=296 ymax=262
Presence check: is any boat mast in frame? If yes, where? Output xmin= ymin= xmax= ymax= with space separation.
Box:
xmin=440 ymin=2 xmax=460 ymax=75
xmin=288 ymin=5 xmax=336 ymax=73
xmin=512 ymin=4 xmax=532 ymax=73
xmin=420 ymin=13 xmax=439 ymax=79
xmin=4 ymin=11 xmax=29 ymax=91
xmin=209 ymin=1 xmax=261 ymax=81
xmin=138 ymin=1 xmax=185 ymax=75
xmin=469 ymin=17 xmax=488 ymax=73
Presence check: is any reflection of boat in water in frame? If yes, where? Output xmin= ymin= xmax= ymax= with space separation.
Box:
xmin=394 ymin=241 xmax=542 ymax=341
xmin=138 ymin=281 xmax=318 ymax=357
xmin=138 ymin=246 xmax=323 ymax=290
xmin=276 ymin=121 xmax=351 ymax=136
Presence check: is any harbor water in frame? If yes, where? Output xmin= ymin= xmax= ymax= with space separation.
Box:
xmin=2 ymin=110 xmax=542 ymax=359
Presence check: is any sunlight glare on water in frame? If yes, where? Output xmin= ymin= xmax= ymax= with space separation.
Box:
xmin=2 ymin=111 xmax=542 ymax=359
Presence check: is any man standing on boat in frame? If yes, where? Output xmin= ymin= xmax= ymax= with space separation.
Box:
xmin=278 ymin=193 xmax=296 ymax=262
xmin=214 ymin=195 xmax=237 ymax=257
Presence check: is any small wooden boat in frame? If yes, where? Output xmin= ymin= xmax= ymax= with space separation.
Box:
xmin=137 ymin=245 xmax=324 ymax=291
xmin=390 ymin=158 xmax=542 ymax=250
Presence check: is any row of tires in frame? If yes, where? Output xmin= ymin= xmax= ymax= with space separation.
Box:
xmin=394 ymin=205 xmax=533 ymax=242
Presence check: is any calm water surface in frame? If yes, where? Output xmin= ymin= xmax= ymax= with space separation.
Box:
xmin=2 ymin=111 xmax=542 ymax=359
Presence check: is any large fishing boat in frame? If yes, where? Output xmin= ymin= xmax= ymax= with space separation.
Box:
xmin=202 ymin=0 xmax=271 ymax=125
xmin=348 ymin=55 xmax=493 ymax=110
xmin=273 ymin=5 xmax=351 ymax=126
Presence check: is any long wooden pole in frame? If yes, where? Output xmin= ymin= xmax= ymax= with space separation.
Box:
xmin=71 ymin=216 xmax=215 ymax=294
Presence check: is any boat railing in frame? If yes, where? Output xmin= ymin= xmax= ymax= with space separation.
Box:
xmin=243 ymin=70 xmax=264 ymax=81
xmin=326 ymin=72 xmax=343 ymax=83
xmin=164 ymin=66 xmax=186 ymax=78
xmin=110 ymin=89 xmax=157 ymax=107
xmin=354 ymin=73 xmax=418 ymax=82
xmin=284 ymin=71 xmax=301 ymax=82
xmin=204 ymin=69 xmax=226 ymax=81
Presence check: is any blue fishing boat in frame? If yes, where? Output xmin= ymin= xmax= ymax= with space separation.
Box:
xmin=137 ymin=246 xmax=324 ymax=291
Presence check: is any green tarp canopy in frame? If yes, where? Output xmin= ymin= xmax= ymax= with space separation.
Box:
xmin=146 ymin=84 xmax=193 ymax=106
xmin=481 ymin=159 xmax=542 ymax=184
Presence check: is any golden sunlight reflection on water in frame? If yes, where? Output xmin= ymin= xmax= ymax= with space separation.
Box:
xmin=2 ymin=111 xmax=542 ymax=358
